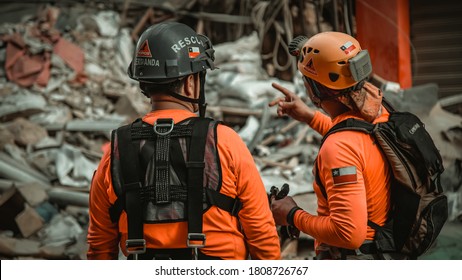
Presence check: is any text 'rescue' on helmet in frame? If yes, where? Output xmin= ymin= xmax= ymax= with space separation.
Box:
xmin=289 ymin=32 xmax=372 ymax=90
xmin=128 ymin=22 xmax=216 ymax=84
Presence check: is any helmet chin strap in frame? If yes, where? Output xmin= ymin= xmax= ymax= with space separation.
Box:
xmin=198 ymin=71 xmax=207 ymax=118
xmin=141 ymin=72 xmax=208 ymax=117
xmin=165 ymin=72 xmax=207 ymax=117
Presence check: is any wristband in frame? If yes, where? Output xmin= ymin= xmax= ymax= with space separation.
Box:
xmin=287 ymin=206 xmax=302 ymax=227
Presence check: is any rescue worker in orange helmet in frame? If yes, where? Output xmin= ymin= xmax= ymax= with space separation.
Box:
xmin=269 ymin=31 xmax=405 ymax=259
xmin=87 ymin=22 xmax=280 ymax=260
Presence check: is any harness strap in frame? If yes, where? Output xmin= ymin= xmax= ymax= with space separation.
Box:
xmin=205 ymin=188 xmax=242 ymax=216
xmin=117 ymin=122 xmax=145 ymax=258
xmin=186 ymin=118 xmax=212 ymax=251
xmin=154 ymin=118 xmax=173 ymax=204
xmin=131 ymin=123 xmax=193 ymax=140
xmin=170 ymin=138 xmax=188 ymax=187
xmin=109 ymin=121 xmax=242 ymax=223
xmin=171 ymin=136 xmax=242 ymax=216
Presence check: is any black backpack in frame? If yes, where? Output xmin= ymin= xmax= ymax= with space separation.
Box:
xmin=317 ymin=100 xmax=448 ymax=259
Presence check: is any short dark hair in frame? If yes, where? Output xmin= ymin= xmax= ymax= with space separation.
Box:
xmin=140 ymin=78 xmax=185 ymax=97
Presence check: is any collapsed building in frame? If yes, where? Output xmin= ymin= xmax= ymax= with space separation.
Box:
xmin=0 ymin=0 xmax=461 ymax=260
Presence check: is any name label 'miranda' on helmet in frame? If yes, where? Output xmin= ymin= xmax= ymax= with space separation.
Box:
xmin=135 ymin=58 xmax=160 ymax=67
xmin=171 ymin=36 xmax=204 ymax=53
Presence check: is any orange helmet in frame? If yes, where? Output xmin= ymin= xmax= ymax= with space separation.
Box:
xmin=290 ymin=32 xmax=372 ymax=90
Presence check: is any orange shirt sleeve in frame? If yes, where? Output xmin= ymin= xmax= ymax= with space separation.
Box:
xmin=293 ymin=131 xmax=368 ymax=249
xmin=217 ymin=124 xmax=281 ymax=260
xmin=86 ymin=148 xmax=120 ymax=260
xmin=308 ymin=110 xmax=333 ymax=136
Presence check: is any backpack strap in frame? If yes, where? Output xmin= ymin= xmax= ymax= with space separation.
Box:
xmin=320 ymin=118 xmax=375 ymax=146
xmin=116 ymin=120 xmax=146 ymax=258
xmin=381 ymin=97 xmax=396 ymax=113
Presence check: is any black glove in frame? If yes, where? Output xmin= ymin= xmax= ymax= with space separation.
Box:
xmin=269 ymin=183 xmax=300 ymax=240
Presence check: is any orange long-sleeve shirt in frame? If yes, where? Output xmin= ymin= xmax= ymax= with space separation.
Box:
xmin=87 ymin=109 xmax=281 ymax=260
xmin=294 ymin=108 xmax=391 ymax=250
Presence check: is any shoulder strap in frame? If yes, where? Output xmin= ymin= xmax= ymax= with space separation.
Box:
xmin=186 ymin=117 xmax=212 ymax=248
xmin=381 ymin=97 xmax=396 ymax=113
xmin=316 ymin=118 xmax=375 ymax=199
xmin=321 ymin=118 xmax=375 ymax=146
xmin=170 ymin=123 xmax=242 ymax=216
xmin=116 ymin=120 xmax=146 ymax=256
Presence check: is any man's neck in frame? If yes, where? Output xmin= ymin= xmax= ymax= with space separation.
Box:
xmin=151 ymin=98 xmax=194 ymax=112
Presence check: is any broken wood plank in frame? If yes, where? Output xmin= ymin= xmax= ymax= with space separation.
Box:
xmin=259 ymin=144 xmax=307 ymax=163
xmin=43 ymin=119 xmax=126 ymax=133
xmin=260 ymin=120 xmax=299 ymax=146
xmin=207 ymin=105 xmax=277 ymax=117
xmin=131 ymin=7 xmax=154 ymax=41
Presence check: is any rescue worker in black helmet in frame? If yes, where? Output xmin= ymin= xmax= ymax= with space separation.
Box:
xmin=87 ymin=22 xmax=281 ymax=260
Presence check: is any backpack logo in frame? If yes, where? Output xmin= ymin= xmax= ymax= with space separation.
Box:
xmin=137 ymin=40 xmax=152 ymax=57
xmin=408 ymin=123 xmax=421 ymax=135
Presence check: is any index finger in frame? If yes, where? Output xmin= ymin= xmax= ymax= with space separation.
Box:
xmin=272 ymin=82 xmax=294 ymax=99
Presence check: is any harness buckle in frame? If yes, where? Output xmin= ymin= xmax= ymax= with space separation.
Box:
xmin=126 ymin=238 xmax=146 ymax=255
xmin=187 ymin=233 xmax=206 ymax=248
xmin=154 ymin=118 xmax=174 ymax=136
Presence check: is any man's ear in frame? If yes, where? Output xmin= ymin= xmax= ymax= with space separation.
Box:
xmin=183 ymin=74 xmax=196 ymax=97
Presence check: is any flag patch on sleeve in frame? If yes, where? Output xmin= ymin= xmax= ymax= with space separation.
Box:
xmin=331 ymin=166 xmax=357 ymax=185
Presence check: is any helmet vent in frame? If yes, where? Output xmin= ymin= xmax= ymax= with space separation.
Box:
xmin=305 ymin=47 xmax=312 ymax=54
xmin=338 ymin=61 xmax=346 ymax=65
xmin=329 ymin=72 xmax=339 ymax=82
xmin=313 ymin=49 xmax=319 ymax=53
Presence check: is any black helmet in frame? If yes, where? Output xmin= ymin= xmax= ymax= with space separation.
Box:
xmin=128 ymin=22 xmax=215 ymax=84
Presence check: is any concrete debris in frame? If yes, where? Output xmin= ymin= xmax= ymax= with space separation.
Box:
xmin=0 ymin=3 xmax=461 ymax=261
xmin=0 ymin=89 xmax=47 ymax=122
xmin=6 ymin=118 xmax=49 ymax=147
xmin=37 ymin=213 xmax=83 ymax=247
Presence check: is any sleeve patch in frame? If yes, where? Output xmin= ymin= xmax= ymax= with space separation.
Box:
xmin=331 ymin=166 xmax=357 ymax=185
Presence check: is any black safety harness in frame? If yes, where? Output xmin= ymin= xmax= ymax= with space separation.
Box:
xmin=109 ymin=117 xmax=242 ymax=260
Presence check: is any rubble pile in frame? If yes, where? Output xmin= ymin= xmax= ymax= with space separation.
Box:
xmin=0 ymin=4 xmax=461 ymax=260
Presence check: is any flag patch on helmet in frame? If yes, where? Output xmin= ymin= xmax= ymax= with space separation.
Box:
xmin=137 ymin=40 xmax=152 ymax=57
xmin=332 ymin=166 xmax=357 ymax=185
xmin=188 ymin=47 xmax=200 ymax=58
xmin=340 ymin=41 xmax=356 ymax=54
